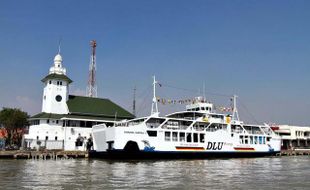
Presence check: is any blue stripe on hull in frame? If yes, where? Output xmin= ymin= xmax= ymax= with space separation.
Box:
xmin=89 ymin=150 xmax=279 ymax=160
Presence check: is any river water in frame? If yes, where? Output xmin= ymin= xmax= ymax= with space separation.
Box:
xmin=0 ymin=156 xmax=309 ymax=190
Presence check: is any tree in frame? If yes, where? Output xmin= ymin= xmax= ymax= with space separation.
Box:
xmin=0 ymin=107 xmax=29 ymax=147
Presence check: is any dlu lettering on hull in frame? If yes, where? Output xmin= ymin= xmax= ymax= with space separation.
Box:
xmin=206 ymin=142 xmax=224 ymax=150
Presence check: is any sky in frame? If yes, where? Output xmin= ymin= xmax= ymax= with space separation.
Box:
xmin=0 ymin=0 xmax=309 ymax=125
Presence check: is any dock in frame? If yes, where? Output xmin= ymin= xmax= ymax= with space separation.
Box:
xmin=0 ymin=150 xmax=88 ymax=160
xmin=276 ymin=149 xmax=310 ymax=156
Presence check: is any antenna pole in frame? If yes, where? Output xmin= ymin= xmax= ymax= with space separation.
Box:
xmin=133 ymin=86 xmax=136 ymax=116
xmin=87 ymin=40 xmax=97 ymax=97
xmin=151 ymin=76 xmax=159 ymax=115
xmin=232 ymin=95 xmax=240 ymax=121
xmin=58 ymin=38 xmax=62 ymax=54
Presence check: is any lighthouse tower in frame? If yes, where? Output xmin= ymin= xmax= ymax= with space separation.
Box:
xmin=41 ymin=53 xmax=72 ymax=114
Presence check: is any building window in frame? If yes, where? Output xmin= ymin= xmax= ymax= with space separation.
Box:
xmin=55 ymin=95 xmax=62 ymax=102
xmin=47 ymin=119 xmax=50 ymax=124
xmin=36 ymin=136 xmax=39 ymax=140
xmin=56 ymin=120 xmax=59 ymax=124
xmin=45 ymin=136 xmax=48 ymax=140
xmin=60 ymin=81 xmax=62 ymax=85
xmin=55 ymin=136 xmax=58 ymax=140
xmin=49 ymin=80 xmax=51 ymax=84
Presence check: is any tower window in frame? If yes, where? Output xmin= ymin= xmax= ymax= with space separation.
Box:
xmin=55 ymin=95 xmax=62 ymax=102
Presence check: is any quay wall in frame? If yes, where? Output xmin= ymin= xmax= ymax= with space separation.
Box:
xmin=1 ymin=150 xmax=310 ymax=159
xmin=0 ymin=150 xmax=88 ymax=159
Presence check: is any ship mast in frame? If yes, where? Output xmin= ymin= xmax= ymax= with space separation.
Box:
xmin=232 ymin=95 xmax=240 ymax=121
xmin=151 ymin=76 xmax=159 ymax=116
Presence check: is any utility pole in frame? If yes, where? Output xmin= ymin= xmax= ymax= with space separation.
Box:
xmin=133 ymin=86 xmax=136 ymax=116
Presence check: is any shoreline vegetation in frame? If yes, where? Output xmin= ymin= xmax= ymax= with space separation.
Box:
xmin=0 ymin=107 xmax=29 ymax=150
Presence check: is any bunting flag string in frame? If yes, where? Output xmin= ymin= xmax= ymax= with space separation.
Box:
xmin=156 ymin=97 xmax=208 ymax=105
xmin=216 ymin=107 xmax=232 ymax=112
xmin=156 ymin=96 xmax=233 ymax=112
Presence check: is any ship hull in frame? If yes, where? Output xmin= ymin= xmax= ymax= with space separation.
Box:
xmin=89 ymin=150 xmax=279 ymax=160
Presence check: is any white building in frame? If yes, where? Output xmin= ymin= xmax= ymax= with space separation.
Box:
xmin=23 ymin=52 xmax=134 ymax=151
xmin=273 ymin=125 xmax=310 ymax=150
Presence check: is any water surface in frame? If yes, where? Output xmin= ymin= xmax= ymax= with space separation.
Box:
xmin=0 ymin=156 xmax=309 ymax=189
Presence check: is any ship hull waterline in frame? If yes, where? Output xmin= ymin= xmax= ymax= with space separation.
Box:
xmin=89 ymin=150 xmax=280 ymax=160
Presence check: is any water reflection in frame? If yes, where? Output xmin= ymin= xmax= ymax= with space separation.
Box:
xmin=0 ymin=157 xmax=309 ymax=190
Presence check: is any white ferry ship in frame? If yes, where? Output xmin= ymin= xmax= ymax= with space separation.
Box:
xmin=91 ymin=77 xmax=281 ymax=159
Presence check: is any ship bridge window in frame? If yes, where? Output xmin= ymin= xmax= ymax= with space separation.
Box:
xmin=193 ymin=133 xmax=198 ymax=143
xmin=206 ymin=123 xmax=227 ymax=132
xmin=186 ymin=133 xmax=192 ymax=142
xmin=147 ymin=130 xmax=157 ymax=137
xmin=231 ymin=125 xmax=243 ymax=133
xmin=127 ymin=118 xmax=146 ymax=126
xmin=244 ymin=136 xmax=248 ymax=144
xmin=254 ymin=136 xmax=258 ymax=144
xmin=146 ymin=118 xmax=165 ymax=128
xmin=180 ymin=132 xmax=185 ymax=142
xmin=250 ymin=136 xmax=253 ymax=144
xmin=200 ymin=133 xmax=205 ymax=143
xmin=244 ymin=125 xmax=264 ymax=135
xmin=162 ymin=120 xmax=192 ymax=130
xmin=194 ymin=122 xmax=210 ymax=131
xmin=172 ymin=132 xmax=178 ymax=141
xmin=240 ymin=135 xmax=244 ymax=144
xmin=165 ymin=131 xmax=171 ymax=141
